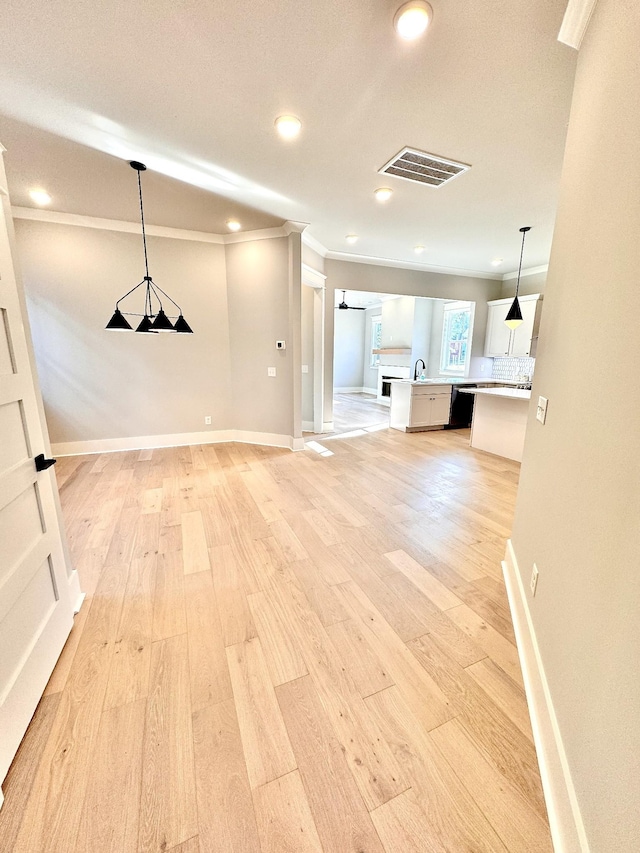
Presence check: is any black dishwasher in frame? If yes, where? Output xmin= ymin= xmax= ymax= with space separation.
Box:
xmin=444 ymin=384 xmax=476 ymax=429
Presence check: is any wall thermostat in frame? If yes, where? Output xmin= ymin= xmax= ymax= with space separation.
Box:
xmin=276 ymin=340 xmax=286 ymax=350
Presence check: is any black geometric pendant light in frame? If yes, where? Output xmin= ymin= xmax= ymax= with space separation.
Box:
xmin=504 ymin=226 xmax=531 ymax=330
xmin=106 ymin=162 xmax=193 ymax=334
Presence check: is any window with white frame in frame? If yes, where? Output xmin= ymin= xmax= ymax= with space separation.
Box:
xmin=440 ymin=301 xmax=472 ymax=374
xmin=370 ymin=316 xmax=382 ymax=367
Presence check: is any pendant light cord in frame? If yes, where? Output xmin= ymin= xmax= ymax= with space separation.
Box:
xmin=137 ymin=169 xmax=150 ymax=279
xmin=515 ymin=227 xmax=529 ymax=299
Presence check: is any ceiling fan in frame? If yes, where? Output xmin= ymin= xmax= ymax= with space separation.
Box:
xmin=336 ymin=290 xmax=365 ymax=310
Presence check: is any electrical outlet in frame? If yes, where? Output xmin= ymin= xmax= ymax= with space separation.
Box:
xmin=536 ymin=396 xmax=548 ymax=424
xmin=268 ymin=367 xmax=276 ymax=377
xmin=530 ymin=563 xmax=539 ymax=596
xmin=302 ymin=364 xmax=309 ymax=374
xmin=204 ymin=416 xmax=212 ymax=425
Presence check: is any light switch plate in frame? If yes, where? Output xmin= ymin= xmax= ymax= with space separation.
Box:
xmin=268 ymin=367 xmax=276 ymax=377
xmin=302 ymin=364 xmax=309 ymax=373
xmin=536 ymin=395 xmax=548 ymax=424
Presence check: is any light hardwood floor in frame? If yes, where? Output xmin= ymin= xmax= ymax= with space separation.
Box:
xmin=0 ymin=428 xmax=553 ymax=853
xmin=316 ymin=392 xmax=390 ymax=435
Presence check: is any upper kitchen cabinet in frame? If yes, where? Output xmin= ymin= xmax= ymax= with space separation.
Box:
xmin=484 ymin=294 xmax=543 ymax=358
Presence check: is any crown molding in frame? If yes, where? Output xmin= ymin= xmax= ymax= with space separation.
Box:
xmin=558 ymin=0 xmax=598 ymax=49
xmin=301 ymin=231 xmax=328 ymax=258
xmin=325 ymin=249 xmax=503 ymax=281
xmin=12 ymin=206 xmax=550 ymax=281
xmin=502 ymin=264 xmax=549 ymax=281
xmin=224 ymin=224 xmax=289 ymax=244
xmin=11 ymin=206 xmax=310 ymax=247
xmin=12 ymin=206 xmax=226 ymax=243
xmin=283 ymin=220 xmax=309 ymax=235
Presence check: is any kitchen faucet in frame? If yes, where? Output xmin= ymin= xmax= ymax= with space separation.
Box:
xmin=413 ymin=359 xmax=426 ymax=380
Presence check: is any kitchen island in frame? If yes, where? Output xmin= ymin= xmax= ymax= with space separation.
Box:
xmin=459 ymin=387 xmax=531 ymax=461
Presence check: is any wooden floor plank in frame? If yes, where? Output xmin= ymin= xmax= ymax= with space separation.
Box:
xmin=104 ymin=554 xmax=155 ymax=709
xmin=75 ymin=699 xmax=145 ymax=852
xmin=211 ymin=544 xmax=257 ymax=646
xmin=431 ymin=718 xmax=553 ymax=853
xmin=226 ymin=637 xmax=297 ymax=789
xmin=12 ymin=562 xmax=129 ymax=853
xmin=0 ymin=694 xmax=61 ymax=851
xmin=370 ymin=788 xmax=448 ymax=853
xmin=252 ymin=769 xmax=324 ymax=853
xmin=181 ymin=510 xmax=211 ymax=575
xmin=192 ymin=699 xmax=261 ymax=853
xmin=408 ymin=633 xmax=547 ymax=820
xmin=184 ymin=569 xmax=233 ymax=711
xmin=383 ymin=548 xmax=463 ymax=610
xmin=366 ymin=685 xmax=510 ymax=853
xmin=276 ymin=676 xmax=385 ymax=853
xmin=138 ymin=634 xmax=197 ymax=853
xmin=325 ymin=617 xmax=395 ymax=698
xmin=152 ymin=550 xmax=187 ymax=641
xmin=247 ymin=588 xmax=309 ymax=686
xmin=270 ymin=580 xmax=407 ymax=810
xmin=466 ymin=657 xmax=534 ymax=741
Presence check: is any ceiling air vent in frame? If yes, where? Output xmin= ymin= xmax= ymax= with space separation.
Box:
xmin=378 ymin=147 xmax=470 ymax=188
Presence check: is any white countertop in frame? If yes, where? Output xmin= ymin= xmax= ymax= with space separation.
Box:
xmin=389 ymin=378 xmax=526 ymax=387
xmin=459 ymin=387 xmax=531 ymax=400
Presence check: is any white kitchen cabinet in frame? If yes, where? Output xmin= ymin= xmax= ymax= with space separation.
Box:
xmin=390 ymin=382 xmax=452 ymax=432
xmin=484 ymin=294 xmax=542 ymax=358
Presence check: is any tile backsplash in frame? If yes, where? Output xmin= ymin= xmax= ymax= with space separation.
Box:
xmin=491 ymin=357 xmax=535 ymax=381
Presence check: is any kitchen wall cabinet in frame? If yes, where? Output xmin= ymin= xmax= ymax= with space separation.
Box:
xmin=484 ymin=293 xmax=543 ymax=358
xmin=389 ymin=382 xmax=452 ymax=432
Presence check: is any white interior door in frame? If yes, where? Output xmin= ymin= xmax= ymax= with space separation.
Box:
xmin=0 ymin=147 xmax=78 ymax=805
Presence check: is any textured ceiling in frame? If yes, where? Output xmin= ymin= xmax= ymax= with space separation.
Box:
xmin=0 ymin=0 xmax=577 ymax=274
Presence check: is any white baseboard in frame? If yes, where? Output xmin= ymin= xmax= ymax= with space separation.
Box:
xmin=322 ymin=422 xmax=334 ymax=433
xmin=302 ymin=420 xmax=315 ymax=432
xmin=334 ymin=386 xmax=365 ymax=393
xmin=52 ymin=428 xmax=302 ymax=456
xmin=362 ymin=386 xmax=378 ymax=396
xmin=502 ymin=540 xmax=589 ymax=853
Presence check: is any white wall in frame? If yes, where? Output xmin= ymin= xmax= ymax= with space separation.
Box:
xmin=362 ymin=307 xmax=380 ymax=392
xmin=410 ymin=297 xmax=432 ymax=372
xmin=225 ymin=236 xmax=299 ymax=437
xmin=16 ymin=220 xmax=231 ymax=444
xmin=333 ymin=308 xmax=365 ymax=390
xmin=381 ymin=296 xmax=414 ymax=349
xmin=500 ymin=269 xmax=547 ymax=298
xmin=510 ymin=2 xmax=640 ymax=850
xmin=16 ymin=220 xmax=303 ymax=449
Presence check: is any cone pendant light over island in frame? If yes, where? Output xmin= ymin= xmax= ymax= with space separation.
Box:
xmin=504 ymin=226 xmax=531 ymax=330
xmin=105 ymin=161 xmax=193 ymax=334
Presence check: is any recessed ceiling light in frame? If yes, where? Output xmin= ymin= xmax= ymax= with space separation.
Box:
xmin=491 ymin=257 xmax=504 ymax=266
xmin=29 ymin=189 xmax=51 ymax=206
xmin=275 ymin=115 xmax=301 ymax=139
xmin=226 ymin=219 xmax=241 ymax=231
xmin=346 ymin=234 xmax=358 ymax=244
xmin=394 ymin=1 xmax=433 ymax=40
xmin=414 ymin=245 xmax=425 ymax=254
xmin=374 ymin=187 xmax=393 ymax=202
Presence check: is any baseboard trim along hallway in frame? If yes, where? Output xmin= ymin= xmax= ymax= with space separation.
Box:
xmin=502 ymin=540 xmax=590 ymax=853
xmin=52 ymin=429 xmax=305 ymax=456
